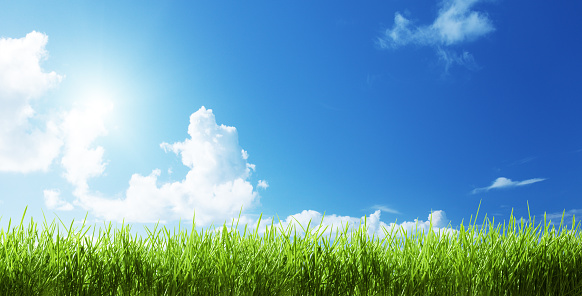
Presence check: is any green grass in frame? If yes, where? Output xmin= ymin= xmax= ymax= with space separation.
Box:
xmin=1 ymin=202 xmax=581 ymax=296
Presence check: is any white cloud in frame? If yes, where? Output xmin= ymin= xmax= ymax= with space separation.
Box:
xmin=379 ymin=0 xmax=494 ymax=48
xmin=0 ymin=31 xmax=63 ymax=99
xmin=544 ymin=209 xmax=582 ymax=221
xmin=43 ymin=189 xmax=74 ymax=211
xmin=61 ymin=100 xmax=112 ymax=192
xmin=371 ymin=205 xmax=401 ymax=215
xmin=472 ymin=177 xmax=546 ymax=194
xmin=257 ymin=180 xmax=269 ymax=189
xmin=437 ymin=48 xmax=478 ymax=72
xmin=71 ymin=107 xmax=262 ymax=227
xmin=0 ymin=31 xmax=64 ymax=173
xmin=432 ymin=0 xmax=494 ymax=45
xmin=378 ymin=0 xmax=494 ymax=70
xmin=250 ymin=209 xmax=454 ymax=241
xmin=36 ymin=100 xmax=113 ymax=212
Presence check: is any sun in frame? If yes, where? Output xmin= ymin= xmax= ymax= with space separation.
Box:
xmin=73 ymin=88 xmax=117 ymax=131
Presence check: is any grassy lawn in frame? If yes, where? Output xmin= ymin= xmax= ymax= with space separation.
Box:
xmin=1 ymin=204 xmax=581 ymax=295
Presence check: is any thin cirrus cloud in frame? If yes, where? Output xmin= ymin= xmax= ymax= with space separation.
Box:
xmin=378 ymin=0 xmax=494 ymax=70
xmin=472 ymin=177 xmax=547 ymax=194
xmin=371 ymin=205 xmax=401 ymax=215
xmin=0 ymin=31 xmax=64 ymax=173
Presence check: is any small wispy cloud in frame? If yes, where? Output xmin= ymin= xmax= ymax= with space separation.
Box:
xmin=378 ymin=0 xmax=494 ymax=71
xmin=371 ymin=205 xmax=401 ymax=215
xmin=544 ymin=209 xmax=582 ymax=221
xmin=508 ymin=156 xmax=538 ymax=167
xmin=257 ymin=180 xmax=269 ymax=189
xmin=472 ymin=177 xmax=546 ymax=194
xmin=379 ymin=0 xmax=494 ymax=48
xmin=436 ymin=47 xmax=479 ymax=72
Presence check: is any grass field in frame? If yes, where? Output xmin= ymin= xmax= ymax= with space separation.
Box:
xmin=1 ymin=203 xmax=581 ymax=296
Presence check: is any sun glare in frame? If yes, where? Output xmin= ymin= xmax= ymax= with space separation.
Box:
xmin=75 ymin=89 xmax=116 ymax=129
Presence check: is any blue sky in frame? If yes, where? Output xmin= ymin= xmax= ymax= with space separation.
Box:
xmin=1 ymin=0 xmax=581 ymax=240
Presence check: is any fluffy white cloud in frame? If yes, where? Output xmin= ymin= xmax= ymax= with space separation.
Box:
xmin=61 ymin=100 xmax=112 ymax=192
xmin=43 ymin=189 xmax=73 ymax=211
xmin=0 ymin=31 xmax=64 ymax=172
xmin=395 ymin=210 xmax=452 ymax=236
xmin=37 ymin=100 xmax=113 ymax=212
xmin=472 ymin=177 xmax=546 ymax=194
xmin=72 ymin=107 xmax=262 ymax=227
xmin=0 ymin=31 xmax=63 ymax=100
